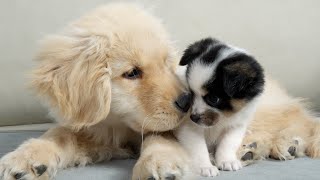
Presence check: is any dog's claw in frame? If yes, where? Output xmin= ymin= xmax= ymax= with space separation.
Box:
xmin=33 ymin=164 xmax=47 ymax=176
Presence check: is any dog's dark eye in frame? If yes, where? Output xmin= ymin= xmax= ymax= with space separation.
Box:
xmin=204 ymin=95 xmax=220 ymax=107
xmin=123 ymin=68 xmax=142 ymax=79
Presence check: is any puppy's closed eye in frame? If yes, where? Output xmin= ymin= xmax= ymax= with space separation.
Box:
xmin=122 ymin=67 xmax=143 ymax=79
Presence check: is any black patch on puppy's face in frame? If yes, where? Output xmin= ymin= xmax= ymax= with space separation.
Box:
xmin=180 ymin=37 xmax=265 ymax=127
xmin=180 ymin=38 xmax=221 ymax=66
xmin=207 ymin=53 xmax=265 ymax=101
xmin=200 ymin=53 xmax=265 ymax=117
xmin=181 ymin=37 xmax=227 ymax=82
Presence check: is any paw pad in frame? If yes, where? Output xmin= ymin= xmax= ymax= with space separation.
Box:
xmin=249 ymin=142 xmax=257 ymax=149
xmin=33 ymin=164 xmax=47 ymax=176
xmin=241 ymin=152 xmax=253 ymax=161
xmin=165 ymin=174 xmax=176 ymax=180
xmin=288 ymin=146 xmax=296 ymax=156
xmin=240 ymin=142 xmax=257 ymax=161
xmin=13 ymin=172 xmax=26 ymax=180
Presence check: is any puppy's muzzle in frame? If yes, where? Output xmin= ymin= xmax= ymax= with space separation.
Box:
xmin=190 ymin=111 xmax=219 ymax=126
xmin=175 ymin=93 xmax=193 ymax=112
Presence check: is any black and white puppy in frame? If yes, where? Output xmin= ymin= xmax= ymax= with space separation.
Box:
xmin=175 ymin=38 xmax=265 ymax=177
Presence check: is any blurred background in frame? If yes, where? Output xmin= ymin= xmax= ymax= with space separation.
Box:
xmin=0 ymin=0 xmax=319 ymax=128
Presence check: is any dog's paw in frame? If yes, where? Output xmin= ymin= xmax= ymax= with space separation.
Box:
xmin=217 ymin=159 xmax=242 ymax=171
xmin=237 ymin=141 xmax=261 ymax=166
xmin=132 ymin=152 xmax=189 ymax=180
xmin=0 ymin=152 xmax=53 ymax=180
xmin=270 ymin=137 xmax=304 ymax=160
xmin=197 ymin=165 xmax=219 ymax=177
xmin=270 ymin=147 xmax=295 ymax=160
xmin=0 ymin=139 xmax=59 ymax=180
xmin=239 ymin=142 xmax=257 ymax=161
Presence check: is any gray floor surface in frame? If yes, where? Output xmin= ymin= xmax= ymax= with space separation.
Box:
xmin=1 ymin=132 xmax=319 ymax=180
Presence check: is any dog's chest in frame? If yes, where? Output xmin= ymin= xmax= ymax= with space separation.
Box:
xmin=204 ymin=122 xmax=226 ymax=146
xmin=203 ymin=116 xmax=245 ymax=146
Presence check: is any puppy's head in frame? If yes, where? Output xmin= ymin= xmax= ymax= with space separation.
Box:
xmin=180 ymin=38 xmax=265 ymax=126
xmin=32 ymin=3 xmax=188 ymax=132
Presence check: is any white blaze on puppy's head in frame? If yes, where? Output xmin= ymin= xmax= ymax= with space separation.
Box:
xmin=187 ymin=61 xmax=213 ymax=96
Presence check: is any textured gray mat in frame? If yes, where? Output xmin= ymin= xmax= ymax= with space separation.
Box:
xmin=1 ymin=132 xmax=319 ymax=180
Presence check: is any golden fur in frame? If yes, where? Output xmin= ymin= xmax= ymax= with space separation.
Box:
xmin=238 ymin=78 xmax=320 ymax=165
xmin=32 ymin=4 xmax=183 ymax=132
xmin=0 ymin=3 xmax=190 ymax=180
xmin=0 ymin=2 xmax=319 ymax=180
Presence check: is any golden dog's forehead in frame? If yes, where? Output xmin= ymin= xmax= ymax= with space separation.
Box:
xmin=109 ymin=36 xmax=170 ymax=76
xmin=91 ymin=3 xmax=177 ymax=76
xmin=127 ymin=35 xmax=168 ymax=62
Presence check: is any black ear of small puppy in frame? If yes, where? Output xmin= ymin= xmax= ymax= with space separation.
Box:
xmin=180 ymin=37 xmax=219 ymax=66
xmin=219 ymin=54 xmax=265 ymax=100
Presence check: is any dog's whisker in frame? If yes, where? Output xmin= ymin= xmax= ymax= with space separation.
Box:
xmin=140 ymin=113 xmax=155 ymax=150
xmin=150 ymin=120 xmax=161 ymax=138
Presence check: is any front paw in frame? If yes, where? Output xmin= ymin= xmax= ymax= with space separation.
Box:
xmin=132 ymin=152 xmax=189 ymax=180
xmin=216 ymin=159 xmax=242 ymax=171
xmin=197 ymin=165 xmax=219 ymax=177
xmin=0 ymin=139 xmax=58 ymax=180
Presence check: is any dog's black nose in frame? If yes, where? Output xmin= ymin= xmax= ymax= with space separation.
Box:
xmin=175 ymin=93 xmax=192 ymax=112
xmin=190 ymin=114 xmax=201 ymax=123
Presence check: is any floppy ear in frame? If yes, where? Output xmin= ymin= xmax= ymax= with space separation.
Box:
xmin=221 ymin=55 xmax=265 ymax=99
xmin=179 ymin=37 xmax=217 ymax=66
xmin=32 ymin=31 xmax=113 ymax=130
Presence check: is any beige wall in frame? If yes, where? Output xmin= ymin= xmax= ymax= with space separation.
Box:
xmin=0 ymin=0 xmax=319 ymax=126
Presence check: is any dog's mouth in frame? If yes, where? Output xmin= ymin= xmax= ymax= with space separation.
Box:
xmin=138 ymin=110 xmax=185 ymax=134
xmin=190 ymin=111 xmax=220 ymax=127
xmin=152 ymin=113 xmax=184 ymax=130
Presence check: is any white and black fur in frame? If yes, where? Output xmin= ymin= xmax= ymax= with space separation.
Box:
xmin=175 ymin=38 xmax=264 ymax=177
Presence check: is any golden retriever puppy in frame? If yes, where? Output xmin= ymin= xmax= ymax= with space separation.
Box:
xmin=0 ymin=3 xmax=191 ymax=180
xmin=238 ymin=78 xmax=320 ymax=164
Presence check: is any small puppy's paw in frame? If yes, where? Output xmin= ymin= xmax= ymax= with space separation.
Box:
xmin=217 ymin=159 xmax=242 ymax=171
xmin=198 ymin=165 xmax=219 ymax=177
xmin=132 ymin=152 xmax=189 ymax=180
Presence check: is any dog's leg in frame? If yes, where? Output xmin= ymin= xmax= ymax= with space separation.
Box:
xmin=215 ymin=126 xmax=245 ymax=171
xmin=0 ymin=126 xmax=132 ymax=180
xmin=175 ymin=121 xmax=219 ymax=177
xmin=132 ymin=133 xmax=191 ymax=180
xmin=306 ymin=123 xmax=320 ymax=158
xmin=269 ymin=128 xmax=307 ymax=160
xmin=237 ymin=131 xmax=272 ymax=166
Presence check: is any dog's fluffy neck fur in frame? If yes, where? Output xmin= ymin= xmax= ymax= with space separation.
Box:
xmin=204 ymin=96 xmax=260 ymax=145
